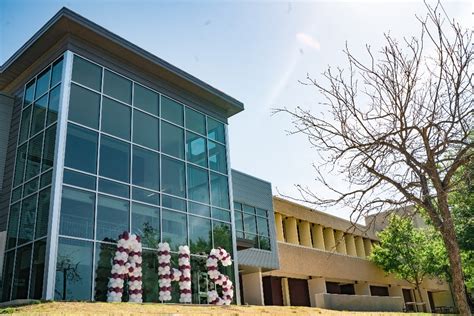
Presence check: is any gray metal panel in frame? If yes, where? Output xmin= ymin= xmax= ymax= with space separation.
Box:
xmin=0 ymin=92 xmax=21 ymax=232
xmin=0 ymin=94 xmax=14 ymax=193
xmin=231 ymin=169 xmax=279 ymax=271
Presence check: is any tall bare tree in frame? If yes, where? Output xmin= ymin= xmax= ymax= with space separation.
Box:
xmin=276 ymin=2 xmax=472 ymax=314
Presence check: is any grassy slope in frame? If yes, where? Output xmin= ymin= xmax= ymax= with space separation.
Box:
xmin=0 ymin=302 xmax=431 ymax=315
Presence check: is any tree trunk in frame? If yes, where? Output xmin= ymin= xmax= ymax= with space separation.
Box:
xmin=438 ymin=202 xmax=471 ymax=315
xmin=415 ymin=282 xmax=426 ymax=313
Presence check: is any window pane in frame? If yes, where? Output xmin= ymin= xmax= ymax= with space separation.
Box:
xmin=207 ymin=117 xmax=225 ymax=143
xmin=132 ymin=146 xmax=159 ymax=190
xmin=19 ymin=105 xmax=32 ymax=144
xmin=55 ymin=238 xmax=93 ymax=300
xmin=51 ymin=58 xmax=63 ymax=87
xmin=132 ymin=187 xmax=159 ymax=205
xmin=31 ymin=93 xmax=48 ymax=135
xmin=212 ymin=208 xmax=231 ymax=222
xmin=161 ymin=156 xmax=185 ymax=197
xmin=35 ymin=189 xmax=50 ymax=239
xmin=99 ymin=178 xmax=129 ymax=198
xmin=94 ymin=243 xmax=116 ymax=302
xmin=259 ymin=236 xmax=271 ymax=251
xmin=65 ymin=124 xmax=98 ymax=174
xmin=161 ymin=121 xmax=184 ymax=159
xmin=68 ymin=84 xmax=100 ymax=129
xmin=234 ymin=211 xmax=244 ymax=232
xmin=243 ymin=204 xmax=255 ymax=214
xmin=141 ymin=250 xmax=160 ymax=302
xmin=233 ymin=202 xmax=242 ymax=211
xmin=189 ymin=215 xmax=211 ymax=254
xmin=13 ymin=144 xmax=28 ymax=186
xmin=208 ymin=141 xmax=227 ymax=174
xmin=35 ymin=67 xmax=51 ymax=99
xmin=7 ymin=203 xmax=20 ymax=249
xmin=187 ymin=165 xmax=209 ymax=204
xmin=25 ymin=132 xmax=43 ymax=181
xmin=161 ymin=96 xmax=183 ymax=125
xmin=210 ymin=172 xmax=229 ymax=209
xmin=213 ymin=222 xmax=232 ymax=255
xmin=185 ymin=108 xmax=205 ymax=135
xmin=256 ymin=208 xmax=267 ymax=217
xmin=103 ymin=70 xmax=132 ymax=104
xmin=162 ymin=194 xmax=186 ymax=212
xmin=132 ymin=202 xmax=160 ymax=248
xmin=42 ymin=124 xmax=56 ymax=171
xmin=47 ymin=84 xmax=61 ymax=125
xmin=18 ymin=193 xmax=37 ymax=245
xmin=12 ymin=186 xmax=22 ymax=203
xmin=97 ymin=195 xmax=129 ymax=242
xmin=40 ymin=169 xmax=53 ymax=188
xmin=23 ymin=177 xmax=38 ymax=196
xmin=257 ymin=217 xmax=269 ymax=237
xmin=72 ymin=56 xmax=102 ymax=91
xmin=101 ymin=97 xmax=131 ymax=140
xmin=12 ymin=244 xmax=32 ymax=300
xmin=60 ymin=187 xmax=95 ymax=239
xmin=243 ymin=213 xmax=257 ymax=234
xmin=188 ymin=201 xmax=210 ymax=217
xmin=24 ymin=80 xmax=35 ymax=106
xmin=162 ymin=209 xmax=186 ymax=251
xmin=186 ymin=132 xmax=207 ymax=167
xmin=99 ymin=135 xmax=130 ymax=182
xmin=134 ymin=83 xmax=159 ymax=116
xmin=133 ymin=110 xmax=158 ymax=150
xmin=29 ymin=239 xmax=47 ymax=299
xmin=63 ymin=169 xmax=96 ymax=190
xmin=1 ymin=251 xmax=14 ymax=301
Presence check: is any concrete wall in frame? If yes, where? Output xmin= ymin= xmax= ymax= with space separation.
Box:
xmin=241 ymin=272 xmax=264 ymax=305
xmin=315 ymin=293 xmax=404 ymax=312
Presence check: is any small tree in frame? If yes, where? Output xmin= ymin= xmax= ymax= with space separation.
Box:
xmin=370 ymin=215 xmax=441 ymax=310
xmin=276 ymin=2 xmax=472 ymax=313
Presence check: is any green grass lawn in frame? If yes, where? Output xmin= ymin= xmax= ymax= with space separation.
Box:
xmin=0 ymin=301 xmax=431 ymax=315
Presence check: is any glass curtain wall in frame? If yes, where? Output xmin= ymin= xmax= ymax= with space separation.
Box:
xmin=233 ymin=202 xmax=271 ymax=251
xmin=56 ymin=54 xmax=234 ymax=303
xmin=1 ymin=57 xmax=64 ymax=302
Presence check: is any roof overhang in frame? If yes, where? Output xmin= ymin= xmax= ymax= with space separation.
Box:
xmin=0 ymin=7 xmax=244 ymax=118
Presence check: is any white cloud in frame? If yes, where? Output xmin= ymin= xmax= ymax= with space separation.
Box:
xmin=296 ymin=32 xmax=321 ymax=51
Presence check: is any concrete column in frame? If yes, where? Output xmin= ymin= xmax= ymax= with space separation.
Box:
xmin=355 ymin=236 xmax=366 ymax=258
xmin=298 ymin=221 xmax=312 ymax=247
xmin=281 ymin=278 xmax=291 ymax=306
xmin=311 ymin=224 xmax=325 ymax=250
xmin=284 ymin=217 xmax=299 ymax=245
xmin=388 ymin=285 xmax=403 ymax=298
xmin=323 ymin=227 xmax=336 ymax=251
xmin=354 ymin=282 xmax=371 ymax=295
xmin=308 ymin=277 xmax=326 ymax=307
xmin=334 ymin=230 xmax=347 ymax=255
xmin=274 ymin=213 xmax=284 ymax=242
xmin=419 ymin=288 xmax=432 ymax=313
xmin=241 ymin=272 xmax=265 ymax=305
xmin=345 ymin=234 xmax=357 ymax=256
xmin=363 ymin=238 xmax=373 ymax=257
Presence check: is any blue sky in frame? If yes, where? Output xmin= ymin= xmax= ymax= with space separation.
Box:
xmin=1 ymin=0 xmax=471 ymax=220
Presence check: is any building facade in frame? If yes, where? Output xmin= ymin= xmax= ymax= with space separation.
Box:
xmin=0 ymin=7 xmax=455 ymax=313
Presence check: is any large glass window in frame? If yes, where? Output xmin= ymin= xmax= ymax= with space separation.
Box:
xmin=132 ymin=187 xmax=159 ymax=205
xmin=1 ymin=252 xmax=14 ymax=301
xmin=25 ymin=132 xmax=43 ymax=181
xmin=101 ymin=97 xmax=131 ymax=140
xmin=234 ymin=201 xmax=271 ymax=250
xmin=213 ymin=222 xmax=232 ymax=255
xmin=99 ymin=135 xmax=130 ymax=183
xmin=134 ymin=83 xmax=159 ymax=116
xmin=132 ymin=202 xmax=160 ymax=248
xmin=18 ymin=194 xmax=37 ymax=245
xmin=13 ymin=144 xmax=27 ymax=186
xmin=185 ymin=108 xmax=206 ymax=135
xmin=35 ymin=189 xmax=50 ymax=239
xmin=96 ymin=195 xmax=129 ymax=242
xmin=186 ymin=132 xmax=207 ymax=167
xmin=12 ymin=244 xmax=32 ymax=300
xmin=51 ymin=58 xmax=63 ymax=87
xmin=63 ymin=169 xmax=96 ymax=190
xmin=132 ymin=146 xmax=159 ymax=190
xmin=161 ymin=96 xmax=183 ymax=125
xmin=188 ymin=215 xmax=211 ymax=254
xmin=35 ymin=68 xmax=51 ymax=99
xmin=29 ymin=240 xmax=46 ymax=299
xmin=94 ymin=242 xmax=116 ymax=301
xmin=64 ymin=124 xmax=98 ymax=174
xmin=208 ymin=141 xmax=227 ymax=174
xmin=24 ymin=80 xmax=35 ymax=106
xmin=207 ymin=117 xmax=225 ymax=143
xmin=133 ymin=110 xmax=159 ymax=150
xmin=47 ymin=85 xmax=60 ymax=125
xmin=103 ymin=70 xmax=132 ymax=104
xmin=55 ymin=238 xmax=93 ymax=300
xmin=161 ymin=156 xmax=185 ymax=197
xmin=161 ymin=121 xmax=184 ymax=159
xmin=60 ymin=187 xmax=95 ymax=239
xmin=6 ymin=203 xmax=20 ymax=249
xmin=42 ymin=125 xmax=56 ymax=171
xmin=18 ymin=105 xmax=32 ymax=144
xmin=210 ymin=172 xmax=229 ymax=209
xmin=98 ymin=178 xmax=129 ymax=199
xmin=72 ymin=56 xmax=102 ymax=91
xmin=187 ymin=165 xmax=209 ymax=204
xmin=31 ymin=94 xmax=48 ymax=135
xmin=162 ymin=209 xmax=186 ymax=251
xmin=68 ymin=84 xmax=100 ymax=129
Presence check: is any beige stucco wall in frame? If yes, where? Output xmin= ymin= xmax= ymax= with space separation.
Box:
xmin=241 ymin=271 xmax=265 ymax=305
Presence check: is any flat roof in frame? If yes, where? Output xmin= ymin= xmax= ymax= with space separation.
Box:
xmin=0 ymin=7 xmax=244 ymax=118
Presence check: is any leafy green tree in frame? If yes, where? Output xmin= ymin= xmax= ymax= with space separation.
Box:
xmin=369 ymin=215 xmax=441 ymax=310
